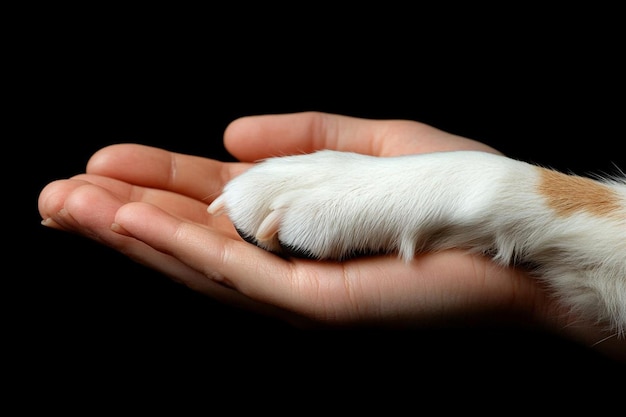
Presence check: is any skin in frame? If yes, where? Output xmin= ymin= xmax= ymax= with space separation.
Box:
xmin=38 ymin=111 xmax=625 ymax=361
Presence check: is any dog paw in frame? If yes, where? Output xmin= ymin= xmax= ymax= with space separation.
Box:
xmin=208 ymin=150 xmax=406 ymax=259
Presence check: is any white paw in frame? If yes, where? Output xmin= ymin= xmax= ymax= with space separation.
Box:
xmin=208 ymin=150 xmax=416 ymax=259
xmin=208 ymin=149 xmax=507 ymax=260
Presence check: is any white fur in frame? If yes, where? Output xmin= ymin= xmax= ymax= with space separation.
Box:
xmin=208 ymin=150 xmax=626 ymax=336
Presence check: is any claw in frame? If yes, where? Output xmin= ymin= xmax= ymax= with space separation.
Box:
xmin=256 ymin=209 xmax=284 ymax=241
xmin=207 ymin=195 xmax=226 ymax=216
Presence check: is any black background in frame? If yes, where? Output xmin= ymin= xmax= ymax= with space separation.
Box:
xmin=14 ymin=6 xmax=626 ymax=402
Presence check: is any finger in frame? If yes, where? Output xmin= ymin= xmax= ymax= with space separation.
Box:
xmin=224 ymin=111 xmax=500 ymax=161
xmin=39 ymin=176 xmax=237 ymax=238
xmin=38 ymin=179 xmax=125 ymax=235
xmin=86 ymin=143 xmax=250 ymax=203
xmin=42 ymin=180 xmax=155 ymax=244
xmin=223 ymin=112 xmax=382 ymax=160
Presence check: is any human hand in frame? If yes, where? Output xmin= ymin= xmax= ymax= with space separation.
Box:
xmin=37 ymin=111 xmax=625 ymax=359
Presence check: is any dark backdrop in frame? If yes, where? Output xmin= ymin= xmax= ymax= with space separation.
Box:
xmin=16 ymin=10 xmax=625 ymax=400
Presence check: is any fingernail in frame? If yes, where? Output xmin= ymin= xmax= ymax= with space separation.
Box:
xmin=41 ymin=218 xmax=59 ymax=228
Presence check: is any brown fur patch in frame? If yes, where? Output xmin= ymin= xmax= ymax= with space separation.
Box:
xmin=538 ymin=167 xmax=620 ymax=217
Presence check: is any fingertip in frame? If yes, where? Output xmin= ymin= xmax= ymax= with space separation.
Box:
xmin=86 ymin=143 xmax=159 ymax=175
xmin=223 ymin=115 xmax=265 ymax=161
xmin=38 ymin=178 xmax=90 ymax=221
xmin=113 ymin=202 xmax=179 ymax=245
xmin=85 ymin=143 xmax=130 ymax=172
xmin=37 ymin=179 xmax=63 ymax=219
